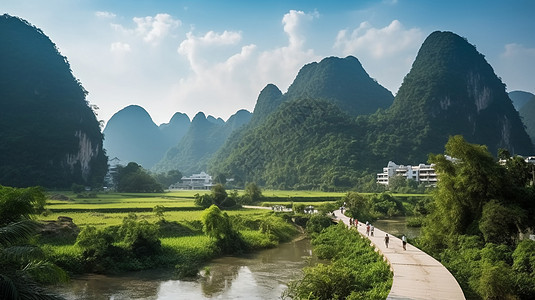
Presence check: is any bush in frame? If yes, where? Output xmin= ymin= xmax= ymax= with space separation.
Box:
xmin=285 ymin=223 xmax=392 ymax=299
xmin=306 ymin=215 xmax=333 ymax=234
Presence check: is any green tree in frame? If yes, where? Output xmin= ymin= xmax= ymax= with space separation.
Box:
xmin=343 ymin=192 xmax=373 ymax=221
xmin=479 ymin=200 xmax=525 ymax=245
xmin=115 ymin=162 xmax=163 ymax=193
xmin=154 ymin=170 xmax=182 ymax=188
xmin=211 ymin=184 xmax=228 ymax=207
xmin=0 ymin=186 xmax=47 ymax=224
xmin=200 ymin=205 xmax=245 ymax=253
xmin=200 ymin=205 xmax=233 ymax=240
xmin=153 ymin=205 xmax=166 ymax=219
xmin=421 ymin=135 xmax=509 ymax=251
xmin=241 ymin=182 xmax=263 ymax=204
xmin=0 ymin=186 xmax=66 ymax=299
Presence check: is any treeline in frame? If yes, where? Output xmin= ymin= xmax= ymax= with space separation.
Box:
xmin=417 ymin=136 xmax=535 ymax=299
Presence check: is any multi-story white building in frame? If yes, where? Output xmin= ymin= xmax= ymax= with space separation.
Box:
xmin=377 ymin=161 xmax=438 ymax=186
xmin=170 ymin=171 xmax=214 ymax=190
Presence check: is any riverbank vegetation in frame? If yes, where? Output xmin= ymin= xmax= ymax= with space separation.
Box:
xmin=417 ymin=136 xmax=535 ymax=299
xmin=3 ymin=183 xmax=425 ymax=298
xmin=284 ymin=223 xmax=392 ymax=299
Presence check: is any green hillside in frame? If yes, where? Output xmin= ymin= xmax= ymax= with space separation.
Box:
xmin=0 ymin=15 xmax=107 ymax=188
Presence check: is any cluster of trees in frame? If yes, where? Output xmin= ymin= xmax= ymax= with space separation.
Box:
xmin=342 ymin=191 xmax=430 ymax=222
xmin=74 ymin=213 xmax=162 ymax=273
xmin=0 ymin=186 xmax=66 ymax=299
xmin=418 ymin=136 xmax=535 ymax=299
xmin=112 ymin=162 xmax=163 ymax=193
xmin=194 ymin=182 xmax=264 ymax=209
xmin=110 ymin=162 xmax=183 ymax=193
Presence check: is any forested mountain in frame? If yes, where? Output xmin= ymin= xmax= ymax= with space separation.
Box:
xmin=249 ymin=84 xmax=284 ymax=126
xmin=283 ymin=56 xmax=394 ymax=116
xmin=364 ymin=31 xmax=534 ymax=165
xmin=210 ymin=31 xmax=534 ymax=189
xmin=509 ymin=90 xmax=535 ymax=110
xmin=153 ymin=110 xmax=252 ymax=175
xmin=211 ymin=99 xmax=365 ymax=189
xmin=210 ymin=55 xmax=394 ymax=188
xmin=0 ymin=14 xmax=107 ymax=188
xmin=103 ymin=105 xmax=172 ymax=169
xmin=519 ymin=95 xmax=535 ymax=146
xmin=159 ymin=112 xmax=191 ymax=148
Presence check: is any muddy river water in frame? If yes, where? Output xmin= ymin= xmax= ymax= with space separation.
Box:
xmin=54 ymin=238 xmax=317 ymax=300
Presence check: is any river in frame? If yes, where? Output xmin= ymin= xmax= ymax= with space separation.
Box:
xmin=53 ymin=238 xmax=318 ymax=300
xmin=373 ymin=216 xmax=421 ymax=239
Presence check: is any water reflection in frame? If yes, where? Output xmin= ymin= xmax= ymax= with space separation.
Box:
xmin=373 ymin=216 xmax=421 ymax=239
xmin=55 ymin=239 xmax=316 ymax=300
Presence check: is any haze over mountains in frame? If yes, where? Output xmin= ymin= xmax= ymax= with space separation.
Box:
xmin=2 ymin=13 xmax=533 ymax=190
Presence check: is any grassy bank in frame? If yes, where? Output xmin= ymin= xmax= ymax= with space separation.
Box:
xmin=39 ymin=191 xmax=301 ymax=277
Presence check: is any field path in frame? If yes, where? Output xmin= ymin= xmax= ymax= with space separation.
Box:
xmin=334 ymin=210 xmax=465 ymax=300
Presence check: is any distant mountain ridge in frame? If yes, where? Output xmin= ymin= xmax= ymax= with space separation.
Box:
xmin=519 ymin=95 xmax=535 ymax=147
xmin=100 ymin=32 xmax=533 ymax=190
xmin=509 ymin=91 xmax=535 ymax=111
xmin=103 ymin=105 xmax=182 ymax=169
xmin=153 ymin=110 xmax=252 ymax=175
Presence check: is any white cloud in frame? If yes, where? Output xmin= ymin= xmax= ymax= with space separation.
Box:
xmin=282 ymin=10 xmax=319 ymax=49
xmin=178 ymin=30 xmax=242 ymax=72
xmin=133 ymin=13 xmax=181 ymax=44
xmin=255 ymin=10 xmax=320 ymax=92
xmin=110 ymin=42 xmax=131 ymax=53
xmin=333 ymin=20 xmax=424 ymax=94
xmin=496 ymin=43 xmax=535 ymax=93
xmin=170 ymin=10 xmax=321 ymax=120
xmin=111 ymin=13 xmax=181 ymax=45
xmin=95 ymin=11 xmax=116 ymax=18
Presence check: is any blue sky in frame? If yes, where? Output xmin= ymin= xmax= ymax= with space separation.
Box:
xmin=2 ymin=0 xmax=534 ymax=125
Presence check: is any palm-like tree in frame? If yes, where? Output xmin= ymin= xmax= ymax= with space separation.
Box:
xmin=0 ymin=186 xmax=66 ymax=300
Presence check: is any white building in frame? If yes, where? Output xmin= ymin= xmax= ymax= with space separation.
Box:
xmin=377 ymin=161 xmax=438 ymax=186
xmin=170 ymin=171 xmax=214 ymax=190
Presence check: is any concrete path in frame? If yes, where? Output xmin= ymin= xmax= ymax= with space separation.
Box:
xmin=334 ymin=210 xmax=465 ymax=300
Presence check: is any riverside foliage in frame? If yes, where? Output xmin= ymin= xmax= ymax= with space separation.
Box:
xmin=418 ymin=136 xmax=535 ymax=299
xmin=284 ymin=223 xmax=392 ymax=300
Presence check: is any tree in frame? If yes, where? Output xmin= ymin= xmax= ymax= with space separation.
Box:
xmin=343 ymin=192 xmax=373 ymax=221
xmin=115 ymin=162 xmax=163 ymax=193
xmin=421 ymin=135 xmax=508 ymax=249
xmin=211 ymin=184 xmax=228 ymax=207
xmin=241 ymin=182 xmax=263 ymax=204
xmin=200 ymin=205 xmax=233 ymax=240
xmin=154 ymin=170 xmax=182 ymax=189
xmin=0 ymin=186 xmax=67 ymax=299
xmin=200 ymin=205 xmax=245 ymax=253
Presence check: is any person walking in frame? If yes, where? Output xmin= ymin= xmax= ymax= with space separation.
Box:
xmin=370 ymin=225 xmax=374 ymax=237
xmin=402 ymin=235 xmax=407 ymax=250
xmin=366 ymin=224 xmax=370 ymax=236
xmin=384 ymin=234 xmax=389 ymax=248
